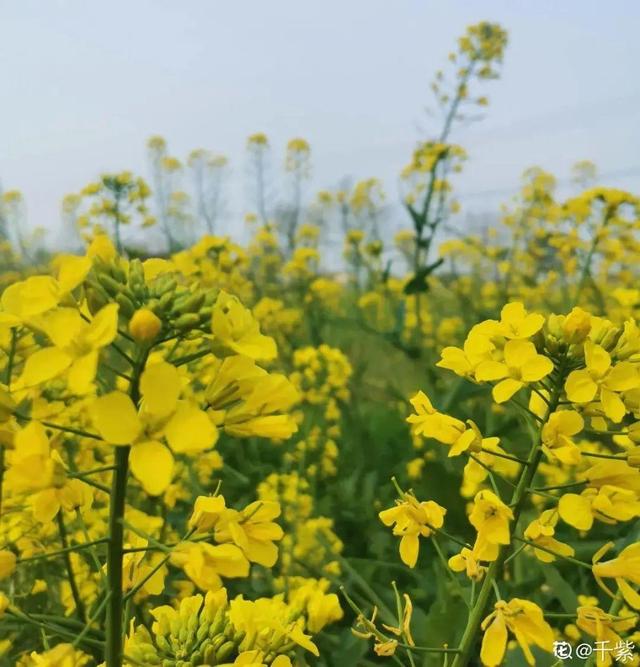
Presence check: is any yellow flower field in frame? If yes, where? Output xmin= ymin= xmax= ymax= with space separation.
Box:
xmin=1 ymin=19 xmax=639 ymax=667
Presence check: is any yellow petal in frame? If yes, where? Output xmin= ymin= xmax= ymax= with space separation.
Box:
xmin=606 ymin=362 xmax=640 ymax=392
xmin=42 ymin=308 xmax=84 ymax=349
xmin=140 ymin=362 xmax=180 ymax=418
xmin=600 ymin=388 xmax=626 ymax=423
xmin=20 ymin=348 xmax=72 ymax=387
xmin=67 ymin=352 xmax=98 ymax=395
xmin=565 ymin=370 xmax=598 ymax=403
xmin=618 ymin=577 xmax=640 ymax=609
xmin=84 ymin=303 xmax=119 ymax=349
xmin=503 ymin=339 xmax=536 ymax=367
xmin=521 ymin=354 xmax=553 ymax=382
xmin=558 ymin=493 xmax=593 ymax=531
xmin=130 ymin=440 xmax=174 ymax=496
xmin=399 ymin=534 xmax=419 ymax=568
xmin=584 ymin=341 xmax=611 ymax=377
xmin=57 ymin=255 xmax=92 ymax=293
xmin=1 ymin=276 xmax=60 ymax=318
xmin=164 ymin=402 xmax=218 ymax=453
xmin=475 ymin=361 xmax=508 ymax=382
xmin=91 ymin=392 xmax=141 ymax=445
xmin=480 ymin=612 xmax=508 ymax=667
xmin=492 ymin=378 xmax=523 ymax=404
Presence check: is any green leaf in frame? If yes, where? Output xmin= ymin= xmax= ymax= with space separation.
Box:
xmin=543 ymin=565 xmax=579 ymax=613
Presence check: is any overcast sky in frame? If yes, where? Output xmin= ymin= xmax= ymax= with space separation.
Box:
xmin=1 ymin=0 xmax=639 ymax=243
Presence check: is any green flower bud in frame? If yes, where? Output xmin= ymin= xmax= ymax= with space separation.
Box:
xmin=116 ymin=293 xmax=136 ymax=318
xmin=215 ymin=641 xmax=235 ymax=662
xmin=174 ymin=313 xmax=201 ymax=331
xmin=97 ymin=272 xmax=123 ymax=297
xmin=109 ymin=263 xmax=127 ymax=283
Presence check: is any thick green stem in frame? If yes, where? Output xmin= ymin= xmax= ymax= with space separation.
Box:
xmin=105 ymin=445 xmax=129 ymax=666
xmin=452 ymin=371 xmax=564 ymax=666
xmin=105 ymin=348 xmax=147 ymax=666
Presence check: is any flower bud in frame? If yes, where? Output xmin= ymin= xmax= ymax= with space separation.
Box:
xmin=627 ymin=446 xmax=640 ymax=468
xmin=0 ymin=550 xmax=17 ymax=580
xmin=562 ymin=307 xmax=591 ymax=344
xmin=129 ymin=308 xmax=162 ymax=342
xmin=215 ymin=641 xmax=235 ymax=662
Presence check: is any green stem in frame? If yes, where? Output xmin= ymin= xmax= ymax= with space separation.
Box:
xmin=452 ymin=364 xmax=565 ymax=667
xmin=57 ymin=512 xmax=87 ymax=623
xmin=17 ymin=539 xmax=108 ymax=563
xmin=105 ymin=348 xmax=147 ymax=667
xmin=105 ymin=445 xmax=129 ymax=666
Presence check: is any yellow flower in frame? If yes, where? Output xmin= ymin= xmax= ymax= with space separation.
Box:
xmin=214 ymin=500 xmax=284 ymax=567
xmin=379 ymin=492 xmax=447 ymax=567
xmin=128 ymin=308 xmax=162 ymax=342
xmin=211 ymin=290 xmax=277 ymax=360
xmin=437 ymin=331 xmax=494 ymax=378
xmin=576 ymin=606 xmax=637 ymax=667
xmin=565 ymin=341 xmax=639 ymax=422
xmin=0 ymin=550 xmax=16 ymax=580
xmin=407 ymin=391 xmax=499 ymax=456
xmin=27 ymin=643 xmax=91 ymax=666
xmin=562 ymin=306 xmax=592 ymax=343
xmin=170 ymin=542 xmax=250 ymax=591
xmin=4 ymin=422 xmax=92 ymax=523
xmin=0 ymin=276 xmax=61 ymax=327
xmin=19 ymin=303 xmax=118 ymax=393
xmin=469 ymin=490 xmax=514 ymax=556
xmin=374 ymin=639 xmax=398 ymax=656
xmin=228 ymin=595 xmax=319 ymax=657
xmin=475 ymin=339 xmax=553 ymax=404
xmin=558 ymin=486 xmax=640 ymax=530
xmin=592 ymin=541 xmax=640 ymax=609
xmin=220 ymin=653 xmax=292 ymax=667
xmin=286 ymin=578 xmax=343 ymax=632
xmin=497 ymin=302 xmax=545 ymax=339
xmin=480 ymin=598 xmax=554 ymax=666
xmin=0 ymin=592 xmax=8 ymax=619
xmin=541 ymin=410 xmax=584 ymax=464
xmin=188 ymin=494 xmax=227 ymax=532
xmin=449 ymin=544 xmax=486 ymax=580
xmin=90 ymin=361 xmax=218 ymax=495
xmin=523 ymin=509 xmax=575 ymax=562
xmin=220 ymin=373 xmax=299 ymax=440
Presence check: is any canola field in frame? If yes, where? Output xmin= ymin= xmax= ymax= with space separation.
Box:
xmin=0 ymin=21 xmax=639 ymax=667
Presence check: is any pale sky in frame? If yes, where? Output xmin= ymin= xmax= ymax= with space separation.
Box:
xmin=1 ymin=0 xmax=639 ymax=245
